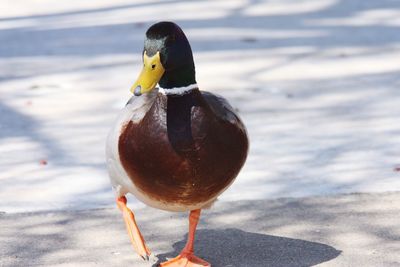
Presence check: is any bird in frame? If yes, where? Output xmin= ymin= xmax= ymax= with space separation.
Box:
xmin=106 ymin=21 xmax=248 ymax=267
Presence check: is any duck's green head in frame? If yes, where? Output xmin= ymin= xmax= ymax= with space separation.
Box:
xmin=131 ymin=21 xmax=196 ymax=96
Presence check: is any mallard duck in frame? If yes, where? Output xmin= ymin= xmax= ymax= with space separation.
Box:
xmin=106 ymin=21 xmax=248 ymax=266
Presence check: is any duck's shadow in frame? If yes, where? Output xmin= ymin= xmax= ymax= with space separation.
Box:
xmin=153 ymin=228 xmax=340 ymax=267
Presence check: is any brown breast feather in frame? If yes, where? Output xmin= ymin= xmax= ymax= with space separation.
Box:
xmin=118 ymin=91 xmax=248 ymax=205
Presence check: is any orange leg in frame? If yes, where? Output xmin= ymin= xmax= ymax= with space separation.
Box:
xmin=160 ymin=209 xmax=210 ymax=267
xmin=116 ymin=196 xmax=151 ymax=260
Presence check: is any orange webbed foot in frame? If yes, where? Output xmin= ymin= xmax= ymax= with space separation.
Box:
xmin=160 ymin=252 xmax=210 ymax=267
xmin=117 ymin=196 xmax=151 ymax=260
xmin=160 ymin=209 xmax=210 ymax=266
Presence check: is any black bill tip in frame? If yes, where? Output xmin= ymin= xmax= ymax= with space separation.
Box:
xmin=134 ymin=86 xmax=142 ymax=96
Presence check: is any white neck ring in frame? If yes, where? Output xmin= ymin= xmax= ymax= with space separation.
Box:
xmin=159 ymin=83 xmax=198 ymax=96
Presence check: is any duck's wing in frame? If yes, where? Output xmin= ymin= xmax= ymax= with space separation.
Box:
xmin=106 ymin=89 xmax=159 ymax=196
xmin=201 ymin=91 xmax=246 ymax=128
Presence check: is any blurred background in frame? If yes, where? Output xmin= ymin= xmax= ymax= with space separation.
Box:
xmin=1 ymin=0 xmax=399 ymax=213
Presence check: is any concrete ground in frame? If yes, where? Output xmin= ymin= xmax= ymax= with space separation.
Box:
xmin=1 ymin=0 xmax=400 ymax=213
xmin=1 ymin=192 xmax=399 ymax=267
xmin=1 ymin=1 xmax=400 ymax=266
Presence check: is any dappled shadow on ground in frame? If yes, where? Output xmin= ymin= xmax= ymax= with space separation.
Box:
xmin=2 ymin=193 xmax=399 ymax=266
xmin=0 ymin=0 xmax=400 ymax=211
xmin=0 ymin=2 xmax=399 ymax=266
xmin=0 ymin=0 xmax=399 ymax=59
xmin=154 ymin=228 xmax=340 ymax=267
xmin=0 ymin=100 xmax=64 ymax=161
xmin=1 ymin=0 xmax=400 ymax=79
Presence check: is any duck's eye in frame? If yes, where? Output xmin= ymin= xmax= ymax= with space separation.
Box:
xmin=151 ymin=64 xmax=156 ymax=70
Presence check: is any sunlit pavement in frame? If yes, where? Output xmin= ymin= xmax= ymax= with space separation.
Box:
xmin=0 ymin=0 xmax=400 ymax=267
xmin=1 ymin=192 xmax=399 ymax=266
xmin=1 ymin=0 xmax=400 ymax=213
xmin=1 ymin=1 xmax=400 ymax=266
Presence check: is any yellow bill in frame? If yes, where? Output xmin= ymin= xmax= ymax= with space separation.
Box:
xmin=131 ymin=51 xmax=165 ymax=96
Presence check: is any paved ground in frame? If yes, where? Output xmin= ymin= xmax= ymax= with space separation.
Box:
xmin=1 ymin=1 xmax=400 ymax=266
xmin=1 ymin=0 xmax=400 ymax=212
xmin=1 ymin=192 xmax=399 ymax=267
